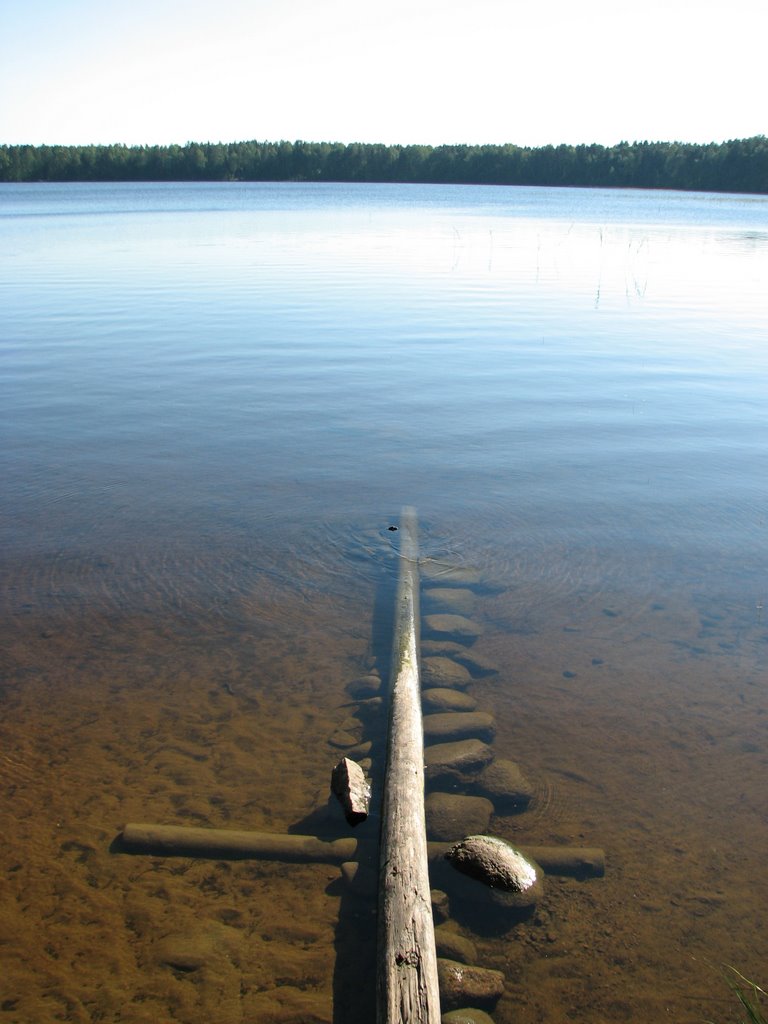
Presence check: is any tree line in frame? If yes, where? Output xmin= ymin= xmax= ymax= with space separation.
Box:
xmin=1 ymin=137 xmax=766 ymax=194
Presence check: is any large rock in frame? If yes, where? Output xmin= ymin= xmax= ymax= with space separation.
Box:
xmin=422 ymin=657 xmax=473 ymax=690
xmin=437 ymin=958 xmax=505 ymax=1011
xmin=426 ymin=792 xmax=494 ymax=842
xmin=424 ymin=614 xmax=484 ymax=643
xmin=445 ymin=835 xmax=544 ymax=910
xmin=423 ymin=712 xmax=495 ymax=744
xmin=423 ymin=587 xmax=477 ymax=617
xmin=424 ymin=739 xmax=494 ymax=783
xmin=423 ymin=688 xmax=478 ymax=713
xmin=471 ymin=759 xmax=535 ymax=811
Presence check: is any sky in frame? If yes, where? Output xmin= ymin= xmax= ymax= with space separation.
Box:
xmin=1 ymin=0 xmax=765 ymax=149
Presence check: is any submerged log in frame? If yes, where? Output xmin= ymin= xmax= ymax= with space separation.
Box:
xmin=377 ymin=507 xmax=441 ymax=1024
xmin=120 ymin=823 xmax=357 ymax=864
xmin=428 ymin=841 xmax=605 ymax=878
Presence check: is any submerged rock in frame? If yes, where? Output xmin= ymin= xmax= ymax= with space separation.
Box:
xmin=424 ymin=614 xmax=484 ymax=643
xmin=423 ymin=712 xmax=495 ymax=744
xmin=471 ymin=759 xmax=535 ymax=811
xmin=423 ymin=587 xmax=477 ymax=617
xmin=422 ymin=641 xmax=498 ymax=677
xmin=424 ymin=739 xmax=494 ymax=783
xmin=434 ymin=924 xmax=478 ymax=965
xmin=345 ymin=674 xmax=382 ymax=699
xmin=437 ymin=958 xmax=505 ymax=1011
xmin=426 ymin=792 xmax=494 ymax=842
xmin=422 ymin=657 xmax=473 ymax=690
xmin=420 ymin=562 xmax=485 ymax=588
xmin=422 ymin=687 xmax=478 ymax=713
xmin=445 ymin=835 xmax=544 ymax=910
xmin=442 ymin=1010 xmax=497 ymax=1024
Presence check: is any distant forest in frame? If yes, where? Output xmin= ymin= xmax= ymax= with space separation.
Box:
xmin=1 ymin=136 xmax=767 ymax=194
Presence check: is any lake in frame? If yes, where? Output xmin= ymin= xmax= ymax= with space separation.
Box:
xmin=1 ymin=181 xmax=767 ymax=1023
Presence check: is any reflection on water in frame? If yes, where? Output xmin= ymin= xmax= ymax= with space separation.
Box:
xmin=1 ymin=182 xmax=767 ymax=1023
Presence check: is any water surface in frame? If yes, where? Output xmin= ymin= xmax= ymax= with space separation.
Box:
xmin=1 ymin=182 xmax=767 ymax=1023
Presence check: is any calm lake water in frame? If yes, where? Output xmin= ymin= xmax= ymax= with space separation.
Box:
xmin=1 ymin=181 xmax=767 ymax=1023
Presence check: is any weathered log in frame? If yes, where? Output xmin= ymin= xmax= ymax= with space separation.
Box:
xmin=119 ymin=823 xmax=357 ymax=864
xmin=377 ymin=507 xmax=441 ymax=1024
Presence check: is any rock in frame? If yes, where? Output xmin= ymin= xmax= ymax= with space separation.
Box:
xmin=431 ymin=889 xmax=451 ymax=924
xmin=423 ymin=688 xmax=478 ymax=713
xmin=153 ymin=922 xmax=242 ymax=972
xmin=424 ymin=615 xmax=484 ymax=643
xmin=340 ymin=861 xmax=377 ymax=897
xmin=422 ymin=642 xmax=498 ymax=677
xmin=346 ymin=674 xmax=382 ymax=698
xmin=426 ymin=793 xmax=494 ymax=842
xmin=442 ymin=1009 xmax=497 ymax=1024
xmin=471 ymin=759 xmax=535 ymax=811
xmin=445 ymin=835 xmax=544 ymax=910
xmin=423 ymin=587 xmax=477 ymax=617
xmin=437 ymin=958 xmax=505 ymax=1011
xmin=420 ymin=562 xmax=485 ymax=588
xmin=329 ymin=730 xmax=359 ymax=749
xmin=423 ymin=712 xmax=495 ymax=744
xmin=424 ymin=739 xmax=494 ymax=783
xmin=434 ymin=924 xmax=477 ymax=965
xmin=330 ymin=757 xmax=371 ymax=825
xmin=345 ymin=740 xmax=373 ymax=758
xmin=422 ymin=657 xmax=473 ymax=690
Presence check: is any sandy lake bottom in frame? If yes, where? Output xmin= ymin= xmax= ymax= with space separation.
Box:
xmin=2 ymin=530 xmax=766 ymax=1024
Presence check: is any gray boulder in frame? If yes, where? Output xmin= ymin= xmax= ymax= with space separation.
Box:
xmin=423 ymin=712 xmax=495 ymax=744
xmin=445 ymin=835 xmax=544 ymax=910
xmin=423 ymin=688 xmax=478 ymax=713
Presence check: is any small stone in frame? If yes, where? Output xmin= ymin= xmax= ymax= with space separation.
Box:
xmin=329 ymin=730 xmax=359 ymax=749
xmin=431 ymin=889 xmax=451 ymax=924
xmin=423 ymin=688 xmax=478 ymax=713
xmin=437 ymin=958 xmax=505 ymax=1011
xmin=426 ymin=792 xmax=494 ymax=842
xmin=442 ymin=1010 xmax=497 ymax=1024
xmin=445 ymin=835 xmax=544 ymax=910
xmin=422 ymin=658 xmax=473 ymax=690
xmin=422 ymin=642 xmax=498 ymax=677
xmin=330 ymin=757 xmax=371 ymax=826
xmin=424 ymin=615 xmax=484 ymax=643
xmin=346 ymin=675 xmax=382 ymax=699
xmin=340 ymin=861 xmax=377 ymax=897
xmin=471 ymin=760 xmax=535 ymax=811
xmin=423 ymin=587 xmax=477 ymax=617
xmin=423 ymin=712 xmax=495 ymax=744
xmin=425 ymin=739 xmax=494 ymax=783
xmin=420 ymin=562 xmax=485 ymax=588
xmin=434 ymin=924 xmax=477 ymax=965
xmin=345 ymin=740 xmax=373 ymax=758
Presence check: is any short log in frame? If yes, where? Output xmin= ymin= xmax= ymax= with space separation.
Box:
xmin=120 ymin=823 xmax=357 ymax=864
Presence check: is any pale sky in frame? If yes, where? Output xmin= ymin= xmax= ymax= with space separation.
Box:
xmin=0 ymin=0 xmax=765 ymax=149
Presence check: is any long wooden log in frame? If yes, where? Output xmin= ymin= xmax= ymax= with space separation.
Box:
xmin=377 ymin=507 xmax=441 ymax=1024
xmin=119 ymin=823 xmax=357 ymax=863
